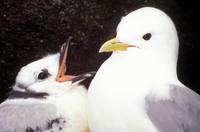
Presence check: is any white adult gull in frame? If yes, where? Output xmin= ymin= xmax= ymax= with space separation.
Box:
xmin=88 ymin=7 xmax=200 ymax=132
xmin=0 ymin=39 xmax=94 ymax=132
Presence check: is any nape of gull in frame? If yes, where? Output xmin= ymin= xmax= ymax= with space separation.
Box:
xmin=88 ymin=7 xmax=200 ymax=132
xmin=0 ymin=38 xmax=94 ymax=132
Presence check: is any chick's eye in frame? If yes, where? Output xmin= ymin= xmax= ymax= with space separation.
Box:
xmin=38 ymin=69 xmax=50 ymax=80
xmin=143 ymin=33 xmax=152 ymax=41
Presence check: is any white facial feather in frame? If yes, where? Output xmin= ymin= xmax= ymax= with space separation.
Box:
xmin=13 ymin=54 xmax=60 ymax=93
xmin=113 ymin=7 xmax=179 ymax=84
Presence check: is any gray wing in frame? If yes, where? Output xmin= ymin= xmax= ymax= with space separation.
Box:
xmin=0 ymin=100 xmax=66 ymax=132
xmin=146 ymin=85 xmax=200 ymax=132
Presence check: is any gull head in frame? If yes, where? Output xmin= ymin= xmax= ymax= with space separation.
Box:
xmin=12 ymin=39 xmax=95 ymax=95
xmin=13 ymin=54 xmax=62 ymax=94
xmin=99 ymin=7 xmax=180 ymax=83
xmin=100 ymin=7 xmax=179 ymax=62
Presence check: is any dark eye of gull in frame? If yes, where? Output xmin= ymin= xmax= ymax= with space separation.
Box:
xmin=143 ymin=33 xmax=152 ymax=41
xmin=38 ymin=69 xmax=50 ymax=80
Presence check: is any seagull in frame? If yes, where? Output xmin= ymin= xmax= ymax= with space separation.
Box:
xmin=88 ymin=7 xmax=200 ymax=132
xmin=0 ymin=38 xmax=94 ymax=132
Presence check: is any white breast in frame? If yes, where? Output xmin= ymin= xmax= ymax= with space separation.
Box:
xmin=47 ymin=83 xmax=90 ymax=132
xmin=88 ymin=55 xmax=159 ymax=132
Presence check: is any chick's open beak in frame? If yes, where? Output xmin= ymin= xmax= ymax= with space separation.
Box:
xmin=99 ymin=37 xmax=137 ymax=53
xmin=56 ymin=37 xmax=77 ymax=82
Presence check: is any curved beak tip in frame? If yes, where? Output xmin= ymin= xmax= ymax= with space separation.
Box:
xmin=99 ymin=47 xmax=106 ymax=53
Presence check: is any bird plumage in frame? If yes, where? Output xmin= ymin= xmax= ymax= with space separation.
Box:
xmin=88 ymin=7 xmax=200 ymax=132
xmin=0 ymin=45 xmax=91 ymax=132
xmin=146 ymin=85 xmax=200 ymax=132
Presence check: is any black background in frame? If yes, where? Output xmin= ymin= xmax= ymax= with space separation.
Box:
xmin=0 ymin=0 xmax=199 ymax=102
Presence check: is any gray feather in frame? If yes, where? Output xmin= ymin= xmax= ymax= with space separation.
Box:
xmin=8 ymin=90 xmax=49 ymax=99
xmin=0 ymin=100 xmax=66 ymax=132
xmin=146 ymin=85 xmax=200 ymax=132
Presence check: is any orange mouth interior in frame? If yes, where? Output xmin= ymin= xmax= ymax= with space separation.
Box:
xmin=56 ymin=39 xmax=76 ymax=82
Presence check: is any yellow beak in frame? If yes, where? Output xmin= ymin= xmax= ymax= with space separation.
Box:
xmin=99 ymin=37 xmax=136 ymax=53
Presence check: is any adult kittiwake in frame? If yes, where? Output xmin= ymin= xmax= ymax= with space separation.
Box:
xmin=88 ymin=7 xmax=200 ymax=132
xmin=0 ymin=38 xmax=94 ymax=132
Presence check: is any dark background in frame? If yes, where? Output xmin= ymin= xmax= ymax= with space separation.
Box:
xmin=0 ymin=0 xmax=199 ymax=102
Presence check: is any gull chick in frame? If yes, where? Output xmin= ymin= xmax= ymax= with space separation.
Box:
xmin=0 ymin=39 xmax=93 ymax=132
xmin=88 ymin=7 xmax=200 ymax=132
